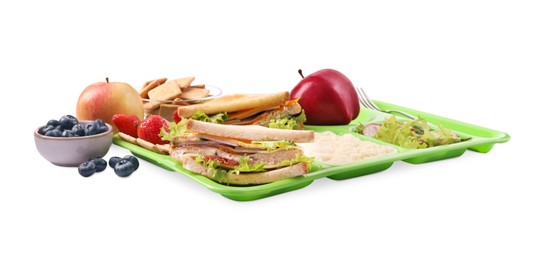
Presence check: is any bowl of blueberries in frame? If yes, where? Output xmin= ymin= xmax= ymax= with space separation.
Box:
xmin=34 ymin=115 xmax=113 ymax=167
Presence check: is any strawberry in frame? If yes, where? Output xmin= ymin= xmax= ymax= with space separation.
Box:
xmin=173 ymin=111 xmax=182 ymax=123
xmin=137 ymin=115 xmax=170 ymax=144
xmin=112 ymin=114 xmax=141 ymax=137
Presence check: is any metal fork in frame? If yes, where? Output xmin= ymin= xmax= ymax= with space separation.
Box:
xmin=355 ymin=87 xmax=417 ymax=119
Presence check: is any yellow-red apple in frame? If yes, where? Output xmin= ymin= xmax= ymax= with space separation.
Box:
xmin=76 ymin=78 xmax=144 ymax=133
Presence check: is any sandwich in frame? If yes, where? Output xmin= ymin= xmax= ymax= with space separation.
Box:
xmin=176 ymin=91 xmax=307 ymax=130
xmin=166 ymin=119 xmax=315 ymax=185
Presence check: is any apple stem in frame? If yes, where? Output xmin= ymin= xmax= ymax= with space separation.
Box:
xmin=105 ymin=77 xmax=109 ymax=83
xmin=298 ymin=69 xmax=305 ymax=78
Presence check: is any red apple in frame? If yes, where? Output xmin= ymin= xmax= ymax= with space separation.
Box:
xmin=76 ymin=78 xmax=144 ymax=133
xmin=290 ymin=69 xmax=360 ymax=125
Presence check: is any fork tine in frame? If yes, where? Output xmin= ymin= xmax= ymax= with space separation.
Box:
xmin=355 ymin=88 xmax=366 ymax=106
xmin=356 ymin=87 xmax=377 ymax=110
xmin=356 ymin=87 xmax=381 ymax=111
xmin=356 ymin=87 xmax=418 ymax=119
xmin=358 ymin=89 xmax=376 ymax=110
xmin=355 ymin=88 xmax=371 ymax=109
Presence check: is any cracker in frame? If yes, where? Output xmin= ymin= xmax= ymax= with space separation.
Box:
xmin=118 ymin=132 xmax=137 ymax=144
xmin=189 ymin=84 xmax=206 ymax=88
xmin=156 ymin=144 xmax=171 ymax=154
xmin=148 ymin=80 xmax=182 ymax=101
xmin=180 ymin=87 xmax=210 ymax=100
xmin=140 ymin=77 xmax=167 ymax=98
xmin=173 ymin=76 xmax=195 ymax=89
xmin=136 ymin=138 xmax=161 ymax=153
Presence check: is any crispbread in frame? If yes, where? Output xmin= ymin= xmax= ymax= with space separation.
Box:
xmin=177 ymin=91 xmax=289 ymax=118
xmin=173 ymin=76 xmax=195 ymax=89
xmin=148 ymin=80 xmax=182 ymax=101
xmin=140 ymin=77 xmax=167 ymax=98
xmin=180 ymin=87 xmax=210 ymax=100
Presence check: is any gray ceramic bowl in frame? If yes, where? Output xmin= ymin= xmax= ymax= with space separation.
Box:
xmin=34 ymin=120 xmax=113 ymax=167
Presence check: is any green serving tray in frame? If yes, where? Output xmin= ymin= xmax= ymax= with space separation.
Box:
xmin=113 ymin=100 xmax=510 ymax=201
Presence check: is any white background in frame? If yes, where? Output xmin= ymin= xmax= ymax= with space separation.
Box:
xmin=1 ymin=0 xmax=542 ymax=259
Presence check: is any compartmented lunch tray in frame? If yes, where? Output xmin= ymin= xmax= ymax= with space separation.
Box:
xmin=113 ymin=100 xmax=510 ymax=201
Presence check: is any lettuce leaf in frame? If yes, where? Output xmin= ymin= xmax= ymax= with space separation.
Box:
xmin=195 ymin=155 xmax=228 ymax=182
xmin=280 ymin=154 xmax=314 ymax=169
xmin=250 ymin=140 xmax=295 ymax=152
xmin=231 ymin=157 xmax=266 ymax=174
xmin=191 ymin=111 xmax=228 ymax=124
xmin=195 ymin=155 xmax=266 ymax=177
xmin=372 ymin=116 xmax=465 ymax=149
xmin=268 ymin=118 xmax=297 ymax=130
xmin=160 ymin=117 xmax=190 ymax=142
xmin=268 ymin=111 xmax=306 ymax=130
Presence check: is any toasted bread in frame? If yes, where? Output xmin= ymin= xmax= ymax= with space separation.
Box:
xmin=177 ymin=91 xmax=289 ymax=118
xmin=186 ymin=119 xmax=314 ymax=142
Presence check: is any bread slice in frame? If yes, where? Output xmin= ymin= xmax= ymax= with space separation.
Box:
xmin=228 ymin=99 xmax=303 ymax=127
xmin=177 ymin=91 xmax=289 ymax=118
xmin=186 ymin=119 xmax=314 ymax=142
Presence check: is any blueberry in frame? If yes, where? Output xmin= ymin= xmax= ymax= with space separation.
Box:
xmin=78 ymin=161 xmax=96 ymax=177
xmin=94 ymin=119 xmax=108 ymax=134
xmin=85 ymin=121 xmax=100 ymax=136
xmin=108 ymin=156 xmax=122 ymax=168
xmin=54 ymin=125 xmax=64 ymax=131
xmin=59 ymin=115 xmax=79 ymax=130
xmin=95 ymin=119 xmax=106 ymax=128
xmin=45 ymin=129 xmax=62 ymax=137
xmin=38 ymin=125 xmax=55 ymax=135
xmin=46 ymin=119 xmax=60 ymax=128
xmin=114 ymin=159 xmax=136 ymax=177
xmin=98 ymin=125 xmax=109 ymax=133
xmin=72 ymin=123 xmax=85 ymax=136
xmin=61 ymin=130 xmax=76 ymax=137
xmin=123 ymin=155 xmax=139 ymax=171
xmin=87 ymin=157 xmax=107 ymax=172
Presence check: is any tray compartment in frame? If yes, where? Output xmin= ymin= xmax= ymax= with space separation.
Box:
xmin=303 ymin=125 xmax=402 ymax=180
xmin=402 ymin=147 xmax=467 ymax=164
xmin=344 ymin=105 xmax=509 ymax=164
